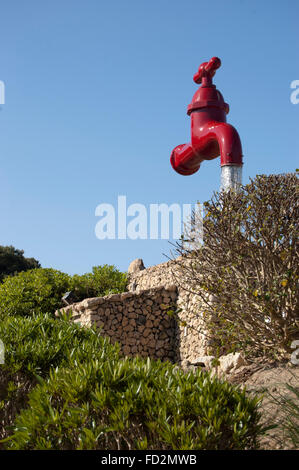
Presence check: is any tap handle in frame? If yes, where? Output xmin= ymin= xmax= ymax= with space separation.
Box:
xmin=193 ymin=57 xmax=221 ymax=84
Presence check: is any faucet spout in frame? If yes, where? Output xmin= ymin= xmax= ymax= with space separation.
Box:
xmin=170 ymin=120 xmax=243 ymax=175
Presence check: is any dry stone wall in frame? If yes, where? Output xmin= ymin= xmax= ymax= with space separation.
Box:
xmin=56 ymin=258 xmax=216 ymax=366
xmin=128 ymin=259 xmax=212 ymax=366
xmin=56 ymin=286 xmax=179 ymax=362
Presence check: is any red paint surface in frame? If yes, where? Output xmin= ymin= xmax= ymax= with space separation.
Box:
xmin=171 ymin=58 xmax=243 ymax=176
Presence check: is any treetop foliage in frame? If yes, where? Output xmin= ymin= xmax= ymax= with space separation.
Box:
xmin=0 ymin=245 xmax=40 ymax=282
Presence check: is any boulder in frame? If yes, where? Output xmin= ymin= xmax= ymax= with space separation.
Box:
xmin=190 ymin=355 xmax=216 ymax=369
xmin=128 ymin=258 xmax=145 ymax=274
xmin=218 ymin=352 xmax=246 ymax=375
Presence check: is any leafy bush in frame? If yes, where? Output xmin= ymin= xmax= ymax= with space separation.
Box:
xmin=0 ymin=313 xmax=119 ymax=377
xmin=71 ymin=264 xmax=128 ymax=300
xmin=0 ymin=245 xmax=40 ymax=283
xmin=172 ymin=172 xmax=299 ymax=359
xmin=0 ymin=309 xmax=266 ymax=450
xmin=3 ymin=355 xmax=265 ymax=450
xmin=0 ymin=313 xmax=119 ymax=445
xmin=0 ymin=265 xmax=128 ymax=318
xmin=0 ymin=268 xmax=71 ymax=317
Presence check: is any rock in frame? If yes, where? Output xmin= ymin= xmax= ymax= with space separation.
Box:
xmin=158 ymin=331 xmax=168 ymax=340
xmin=143 ymin=328 xmax=151 ymax=338
xmin=218 ymin=352 xmax=246 ymax=375
xmin=156 ymin=349 xmax=165 ymax=357
xmin=124 ymin=324 xmax=134 ymax=333
xmin=127 ymin=337 xmax=136 ymax=346
xmin=165 ymin=285 xmax=177 ymax=292
xmin=81 ymin=297 xmax=103 ymax=309
xmin=128 ymin=258 xmax=145 ymax=274
xmin=105 ymin=293 xmax=121 ymax=301
xmin=120 ymin=292 xmax=134 ymax=300
xmin=136 ymin=315 xmax=146 ymax=326
xmin=128 ymin=312 xmax=136 ymax=319
xmin=140 ymin=336 xmax=148 ymax=346
xmin=156 ymin=340 xmax=164 ymax=350
xmin=123 ymin=345 xmax=131 ymax=355
xmin=85 ymin=309 xmax=99 ymax=316
xmin=190 ymin=356 xmax=216 ymax=369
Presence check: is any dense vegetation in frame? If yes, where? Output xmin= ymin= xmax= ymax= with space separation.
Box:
xmin=0 ymin=265 xmax=128 ymax=318
xmin=0 ymin=314 xmax=265 ymax=450
xmin=172 ymin=171 xmax=299 ymax=360
xmin=0 ymin=259 xmax=266 ymax=449
xmin=71 ymin=264 xmax=128 ymax=300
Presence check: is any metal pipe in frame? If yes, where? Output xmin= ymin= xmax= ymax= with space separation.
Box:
xmin=220 ymin=165 xmax=242 ymax=192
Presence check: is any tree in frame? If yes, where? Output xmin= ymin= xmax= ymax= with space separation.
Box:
xmin=172 ymin=172 xmax=299 ymax=360
xmin=0 ymin=245 xmax=40 ymax=282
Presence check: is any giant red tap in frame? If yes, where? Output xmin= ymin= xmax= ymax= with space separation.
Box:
xmin=170 ymin=57 xmax=243 ymax=176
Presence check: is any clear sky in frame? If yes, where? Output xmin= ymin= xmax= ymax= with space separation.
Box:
xmin=0 ymin=0 xmax=298 ymax=275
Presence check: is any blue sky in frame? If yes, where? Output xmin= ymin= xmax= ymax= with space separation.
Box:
xmin=0 ymin=0 xmax=298 ymax=275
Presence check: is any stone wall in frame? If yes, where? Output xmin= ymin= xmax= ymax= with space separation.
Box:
xmin=128 ymin=258 xmax=212 ymax=366
xmin=57 ymin=258 xmax=216 ymax=367
xmin=56 ymin=286 xmax=179 ymax=362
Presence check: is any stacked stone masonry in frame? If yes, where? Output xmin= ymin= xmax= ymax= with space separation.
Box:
xmin=128 ymin=259 xmax=212 ymax=365
xmin=56 ymin=258 xmax=212 ymax=366
xmin=56 ymin=285 xmax=179 ymax=362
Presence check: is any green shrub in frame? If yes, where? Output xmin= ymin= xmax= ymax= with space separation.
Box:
xmin=172 ymin=171 xmax=299 ymax=359
xmin=3 ymin=356 xmax=265 ymax=450
xmin=0 ymin=268 xmax=71 ymax=318
xmin=71 ymin=264 xmax=128 ymax=300
xmin=0 ymin=313 xmax=119 ymax=445
xmin=0 ymin=313 xmax=119 ymax=377
xmin=0 ymin=265 xmax=128 ymax=318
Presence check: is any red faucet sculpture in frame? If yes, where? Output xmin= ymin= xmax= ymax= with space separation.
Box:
xmin=170 ymin=57 xmax=243 ymax=189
